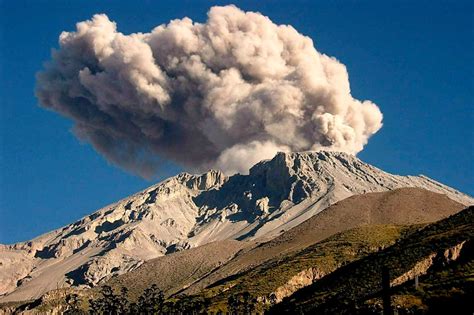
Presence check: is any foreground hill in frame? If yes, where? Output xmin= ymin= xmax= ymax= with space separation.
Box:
xmin=1 ymin=151 xmax=472 ymax=302
xmin=198 ymin=224 xmax=418 ymax=313
xmin=270 ymin=206 xmax=474 ymax=314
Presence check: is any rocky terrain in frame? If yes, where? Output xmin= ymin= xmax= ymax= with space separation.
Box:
xmin=101 ymin=187 xmax=463 ymax=302
xmin=4 ymin=199 xmax=471 ymax=314
xmin=1 ymin=151 xmax=472 ymax=304
xmin=178 ymin=187 xmax=467 ymax=298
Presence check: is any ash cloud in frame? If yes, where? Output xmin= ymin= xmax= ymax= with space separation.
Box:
xmin=36 ymin=5 xmax=383 ymax=176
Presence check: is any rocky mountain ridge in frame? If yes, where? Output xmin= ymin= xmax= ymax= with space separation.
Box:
xmin=1 ymin=151 xmax=472 ymax=302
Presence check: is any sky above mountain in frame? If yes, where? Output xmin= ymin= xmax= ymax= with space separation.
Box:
xmin=1 ymin=0 xmax=473 ymax=244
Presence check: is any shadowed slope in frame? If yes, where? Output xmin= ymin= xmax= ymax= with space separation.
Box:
xmin=270 ymin=206 xmax=474 ymax=314
xmin=200 ymin=224 xmax=419 ymax=312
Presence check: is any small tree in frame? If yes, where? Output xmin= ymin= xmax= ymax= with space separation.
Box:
xmin=268 ymin=293 xmax=277 ymax=305
xmin=228 ymin=292 xmax=257 ymax=315
xmin=88 ymin=285 xmax=129 ymax=314
xmin=172 ymin=295 xmax=208 ymax=315
xmin=65 ymin=293 xmax=84 ymax=314
xmin=137 ymin=284 xmax=165 ymax=313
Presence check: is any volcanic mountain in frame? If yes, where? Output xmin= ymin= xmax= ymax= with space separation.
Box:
xmin=0 ymin=151 xmax=472 ymax=302
xmin=106 ymin=187 xmax=468 ymax=302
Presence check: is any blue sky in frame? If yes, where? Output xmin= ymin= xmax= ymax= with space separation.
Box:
xmin=0 ymin=0 xmax=472 ymax=244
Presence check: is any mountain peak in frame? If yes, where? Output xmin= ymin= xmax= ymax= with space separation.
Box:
xmin=177 ymin=170 xmax=227 ymax=191
xmin=250 ymin=150 xmax=359 ymax=176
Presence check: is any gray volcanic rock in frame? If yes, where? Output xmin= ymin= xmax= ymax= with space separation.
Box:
xmin=0 ymin=151 xmax=472 ymax=302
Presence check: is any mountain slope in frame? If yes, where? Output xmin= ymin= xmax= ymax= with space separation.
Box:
xmin=193 ymin=224 xmax=418 ymax=313
xmin=1 ymin=151 xmax=472 ymax=302
xmin=181 ymin=187 xmax=466 ymax=296
xmin=270 ymin=206 xmax=474 ymax=314
xmin=105 ymin=240 xmax=248 ymax=300
xmin=5 ymin=194 xmax=469 ymax=314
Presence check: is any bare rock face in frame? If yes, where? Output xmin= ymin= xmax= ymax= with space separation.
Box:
xmin=391 ymin=240 xmax=470 ymax=286
xmin=184 ymin=170 xmax=227 ymax=190
xmin=0 ymin=151 xmax=472 ymax=302
xmin=268 ymin=267 xmax=328 ymax=304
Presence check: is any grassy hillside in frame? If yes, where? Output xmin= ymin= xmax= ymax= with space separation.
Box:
xmin=270 ymin=206 xmax=473 ymax=314
xmin=199 ymin=224 xmax=418 ymax=313
xmin=372 ymin=249 xmax=474 ymax=314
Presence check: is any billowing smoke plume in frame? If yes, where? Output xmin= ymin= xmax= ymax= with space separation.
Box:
xmin=36 ymin=5 xmax=383 ymax=176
